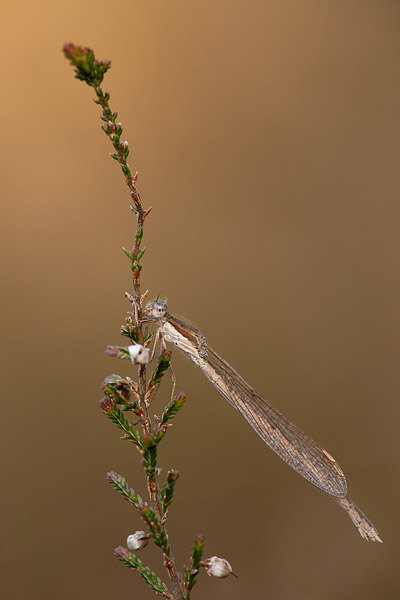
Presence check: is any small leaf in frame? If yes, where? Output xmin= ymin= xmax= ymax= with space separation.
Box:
xmin=121 ymin=164 xmax=131 ymax=177
xmin=120 ymin=323 xmax=139 ymax=342
xmin=135 ymin=227 xmax=143 ymax=243
xmin=136 ymin=248 xmax=146 ymax=262
xmin=122 ymin=247 xmax=133 ymax=261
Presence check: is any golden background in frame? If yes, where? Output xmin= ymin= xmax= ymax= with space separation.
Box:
xmin=2 ymin=1 xmax=400 ymax=598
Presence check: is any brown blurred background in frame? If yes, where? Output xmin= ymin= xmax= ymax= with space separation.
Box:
xmin=1 ymin=1 xmax=400 ymax=598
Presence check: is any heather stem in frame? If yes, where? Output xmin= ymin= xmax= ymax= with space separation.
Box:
xmin=63 ymin=43 xmax=184 ymax=600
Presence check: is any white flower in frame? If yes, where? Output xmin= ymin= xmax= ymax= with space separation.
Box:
xmin=126 ymin=531 xmax=150 ymax=551
xmin=201 ymin=556 xmax=237 ymax=578
xmin=127 ymin=344 xmax=150 ymax=364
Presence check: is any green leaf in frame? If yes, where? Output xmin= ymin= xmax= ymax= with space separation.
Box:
xmin=114 ymin=547 xmax=165 ymax=593
xmin=102 ymin=402 xmax=142 ymax=445
xmin=120 ymin=321 xmax=139 ymax=342
xmin=184 ymin=534 xmax=205 ymax=594
xmin=136 ymin=248 xmax=146 ymax=262
xmin=63 ymin=43 xmax=111 ymax=86
xmin=121 ymin=164 xmax=131 ymax=177
xmin=191 ymin=534 xmax=205 ymax=571
xmin=160 ymin=392 xmax=186 ymax=425
xmin=141 ymin=429 xmax=167 ymax=479
xmin=106 ymin=471 xmax=142 ymax=506
xmin=161 ymin=469 xmax=180 ymax=514
xmin=135 ymin=227 xmax=143 ymax=243
xmin=150 ymin=349 xmax=171 ymax=387
xmin=122 ymin=247 xmax=133 ymax=261
xmin=138 ymin=504 xmax=170 ymax=554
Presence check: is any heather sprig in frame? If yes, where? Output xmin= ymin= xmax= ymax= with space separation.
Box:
xmin=106 ymin=471 xmax=142 ymax=507
xmin=114 ymin=547 xmax=167 ymax=596
xmin=183 ymin=534 xmax=205 ymax=597
xmin=63 ymin=43 xmax=235 ymax=600
xmin=161 ymin=470 xmax=180 ymax=515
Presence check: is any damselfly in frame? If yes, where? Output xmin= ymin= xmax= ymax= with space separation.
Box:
xmin=145 ymin=299 xmax=382 ymax=542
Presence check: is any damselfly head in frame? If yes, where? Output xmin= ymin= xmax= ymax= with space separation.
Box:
xmin=145 ymin=299 xmax=168 ymax=320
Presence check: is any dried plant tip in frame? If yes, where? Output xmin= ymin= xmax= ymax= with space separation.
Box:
xmin=201 ymin=556 xmax=237 ymax=579
xmin=143 ymin=206 xmax=153 ymax=220
xmin=100 ymin=396 xmax=114 ymax=414
xmin=127 ymin=531 xmax=150 ymax=551
xmin=128 ymin=344 xmax=150 ymax=364
xmin=114 ymin=545 xmax=129 ymax=559
xmin=133 ymin=267 xmax=141 ymax=284
xmin=105 ymin=345 xmax=118 ymax=357
xmin=130 ymin=189 xmax=140 ymax=202
xmin=129 ymin=204 xmax=139 ymax=215
xmin=125 ymin=291 xmax=135 ymax=303
xmin=193 ymin=533 xmax=205 ymax=548
xmin=140 ymin=289 xmax=149 ymax=305
xmin=101 ymin=374 xmax=132 ymax=400
xmin=125 ymin=376 xmax=138 ymax=393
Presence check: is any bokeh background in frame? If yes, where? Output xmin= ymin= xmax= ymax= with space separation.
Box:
xmin=2 ymin=1 xmax=400 ymax=598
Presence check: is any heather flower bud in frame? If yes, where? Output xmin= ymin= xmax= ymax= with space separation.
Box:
xmin=99 ymin=396 xmax=114 ymax=414
xmin=114 ymin=546 xmax=128 ymax=559
xmin=201 ymin=556 xmax=237 ymax=578
xmin=126 ymin=531 xmax=150 ymax=551
xmin=128 ymin=344 xmax=149 ymax=364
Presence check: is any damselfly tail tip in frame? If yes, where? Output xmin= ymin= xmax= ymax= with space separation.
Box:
xmin=334 ymin=495 xmax=383 ymax=543
xmin=355 ymin=520 xmax=383 ymax=543
xmin=355 ymin=516 xmax=383 ymax=544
